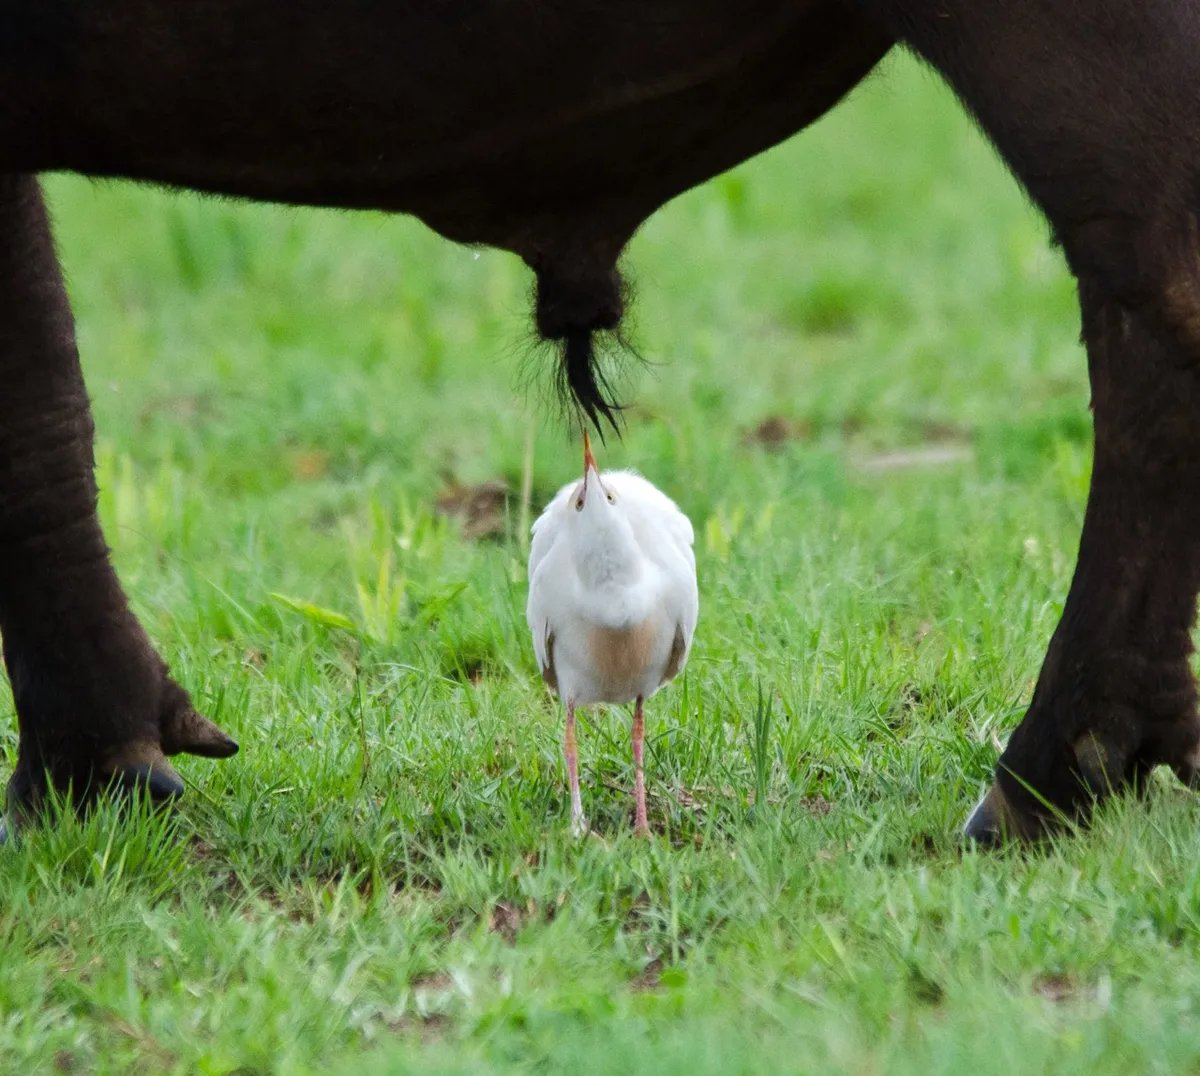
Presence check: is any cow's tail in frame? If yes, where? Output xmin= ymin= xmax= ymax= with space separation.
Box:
xmin=533 ymin=259 xmax=632 ymax=438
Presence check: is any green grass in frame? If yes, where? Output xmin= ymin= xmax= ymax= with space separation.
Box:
xmin=2 ymin=54 xmax=1195 ymax=1072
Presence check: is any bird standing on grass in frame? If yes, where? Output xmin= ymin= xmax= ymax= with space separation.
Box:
xmin=527 ymin=432 xmax=698 ymax=836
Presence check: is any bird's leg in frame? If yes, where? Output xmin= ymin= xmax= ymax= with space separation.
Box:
xmin=564 ymin=698 xmax=587 ymax=837
xmin=632 ymin=696 xmax=649 ymax=836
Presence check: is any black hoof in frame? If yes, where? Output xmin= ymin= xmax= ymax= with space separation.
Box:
xmin=112 ymin=760 xmax=186 ymax=802
xmin=0 ymin=751 xmax=187 ymax=843
xmin=962 ymin=781 xmax=1049 ymax=846
xmin=159 ymin=682 xmax=239 ymax=759
xmin=962 ymin=790 xmax=1005 ymax=848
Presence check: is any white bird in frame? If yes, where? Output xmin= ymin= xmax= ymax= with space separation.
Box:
xmin=527 ymin=432 xmax=699 ymax=836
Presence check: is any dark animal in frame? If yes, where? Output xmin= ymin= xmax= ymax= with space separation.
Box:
xmin=2 ymin=1 xmax=1198 ymax=843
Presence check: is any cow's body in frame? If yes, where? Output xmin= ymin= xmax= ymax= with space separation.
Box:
xmin=3 ymin=3 xmax=886 ymax=270
xmin=2 ymin=1 xmax=1199 ymax=841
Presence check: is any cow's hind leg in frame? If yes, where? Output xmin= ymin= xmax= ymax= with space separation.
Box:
xmin=850 ymin=1 xmax=1200 ymax=839
xmin=0 ymin=174 xmax=236 ymax=833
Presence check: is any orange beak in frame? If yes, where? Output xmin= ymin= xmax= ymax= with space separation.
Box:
xmin=583 ymin=429 xmax=598 ymax=476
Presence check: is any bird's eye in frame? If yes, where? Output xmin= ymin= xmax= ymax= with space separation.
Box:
xmin=575 ymin=497 xmax=584 ymax=511
xmin=606 ymin=492 xmax=615 ymax=504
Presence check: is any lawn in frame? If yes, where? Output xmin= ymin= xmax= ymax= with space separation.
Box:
xmin=4 ymin=53 xmax=1198 ymax=1072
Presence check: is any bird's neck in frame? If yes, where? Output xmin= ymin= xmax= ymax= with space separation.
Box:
xmin=573 ymin=514 xmax=642 ymax=592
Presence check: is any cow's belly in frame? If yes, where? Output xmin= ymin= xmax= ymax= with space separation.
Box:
xmin=10 ymin=1 xmax=892 ymax=255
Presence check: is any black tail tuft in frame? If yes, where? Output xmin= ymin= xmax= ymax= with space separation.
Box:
xmin=533 ymin=261 xmax=636 ymax=439
xmin=558 ymin=329 xmax=623 ymax=438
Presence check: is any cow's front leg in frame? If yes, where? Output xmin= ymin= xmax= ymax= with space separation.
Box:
xmin=0 ymin=174 xmax=236 ymax=833
xmin=847 ymin=0 xmax=1200 ymax=838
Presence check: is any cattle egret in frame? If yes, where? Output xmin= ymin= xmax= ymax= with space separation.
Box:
xmin=527 ymin=432 xmax=698 ymax=836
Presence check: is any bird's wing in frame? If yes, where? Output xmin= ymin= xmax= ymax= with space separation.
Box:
xmin=540 ymin=627 xmax=559 ymax=692
xmin=527 ymin=549 xmax=572 ymax=694
xmin=662 ymin=622 xmax=689 ymax=683
xmin=526 ymin=539 xmax=558 ymax=678
xmin=527 ymin=488 xmax=565 ymax=585
xmin=526 ymin=572 xmax=557 ymax=688
xmin=527 ymin=483 xmax=577 ymax=687
xmin=664 ymin=555 xmax=700 ymax=666
xmin=602 ymin=470 xmax=699 ymax=679
xmin=658 ymin=501 xmax=698 ymax=679
xmin=605 ymin=470 xmax=695 ymax=564
xmin=656 ymin=497 xmax=696 ymax=559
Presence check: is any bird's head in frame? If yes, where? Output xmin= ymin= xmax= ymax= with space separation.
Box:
xmin=565 ymin=431 xmax=640 ymax=583
xmin=571 ymin=429 xmax=617 ymax=517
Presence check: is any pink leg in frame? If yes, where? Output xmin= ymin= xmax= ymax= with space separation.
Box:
xmin=564 ymin=699 xmax=586 ymax=836
xmin=633 ymin=696 xmax=649 ymax=836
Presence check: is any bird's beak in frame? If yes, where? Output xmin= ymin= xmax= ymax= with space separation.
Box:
xmin=583 ymin=429 xmax=598 ymax=478
xmin=582 ymin=430 xmax=601 ymax=503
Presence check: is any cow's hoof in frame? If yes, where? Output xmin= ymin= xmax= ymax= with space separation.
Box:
xmin=109 ymin=757 xmax=188 ymax=802
xmin=963 ymin=781 xmax=1049 ymax=845
xmin=963 ymin=788 xmax=1004 ymax=846
xmin=3 ymin=747 xmax=198 ymax=841
xmin=1167 ymin=721 xmax=1200 ymax=790
xmin=964 ymin=718 xmax=1200 ymax=847
xmin=155 ymin=677 xmax=240 ymax=761
xmin=2 ymin=653 xmax=237 ymax=839
xmin=962 ymin=732 xmax=1125 ymax=847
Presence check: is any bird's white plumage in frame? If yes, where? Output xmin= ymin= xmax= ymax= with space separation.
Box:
xmin=527 ymin=467 xmax=698 ymax=706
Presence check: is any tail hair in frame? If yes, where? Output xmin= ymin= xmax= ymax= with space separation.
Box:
xmin=534 ymin=261 xmax=637 ymax=439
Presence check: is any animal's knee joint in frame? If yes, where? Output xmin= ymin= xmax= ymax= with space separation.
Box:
xmin=1067 ymin=212 xmax=1200 ymax=357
